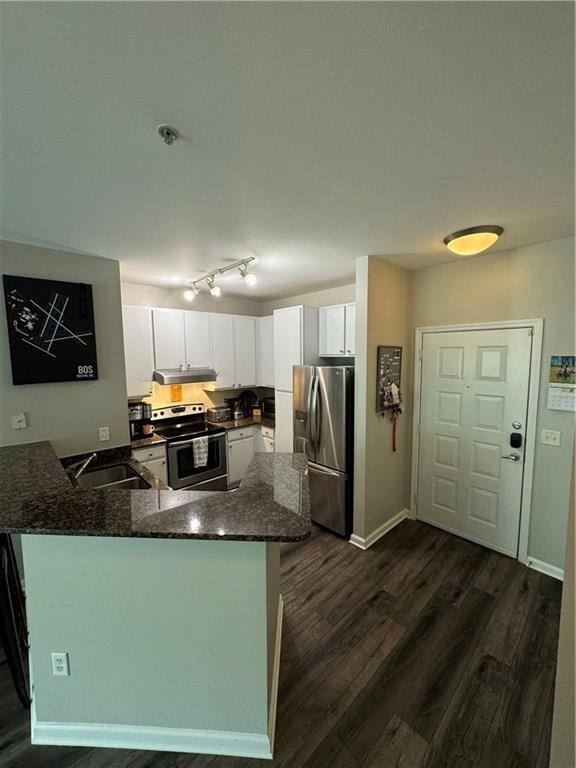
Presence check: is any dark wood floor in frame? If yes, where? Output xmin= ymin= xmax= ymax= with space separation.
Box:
xmin=0 ymin=520 xmax=562 ymax=768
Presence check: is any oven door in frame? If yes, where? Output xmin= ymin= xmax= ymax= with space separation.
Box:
xmin=167 ymin=433 xmax=227 ymax=490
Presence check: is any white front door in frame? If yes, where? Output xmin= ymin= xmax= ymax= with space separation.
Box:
xmin=417 ymin=327 xmax=533 ymax=556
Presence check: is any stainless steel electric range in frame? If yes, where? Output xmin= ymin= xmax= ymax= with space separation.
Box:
xmin=151 ymin=404 xmax=227 ymax=491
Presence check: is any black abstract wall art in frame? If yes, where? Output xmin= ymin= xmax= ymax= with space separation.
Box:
xmin=3 ymin=274 xmax=99 ymax=384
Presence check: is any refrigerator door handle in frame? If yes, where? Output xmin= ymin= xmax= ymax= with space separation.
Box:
xmin=313 ymin=374 xmax=321 ymax=450
xmin=306 ymin=373 xmax=315 ymax=449
xmin=311 ymin=373 xmax=320 ymax=451
xmin=308 ymin=461 xmax=344 ymax=479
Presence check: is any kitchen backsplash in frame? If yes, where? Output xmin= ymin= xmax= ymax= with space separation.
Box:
xmin=143 ymin=382 xmax=273 ymax=410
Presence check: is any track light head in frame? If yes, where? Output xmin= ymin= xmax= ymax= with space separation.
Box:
xmin=239 ymin=265 xmax=257 ymax=286
xmin=206 ymin=276 xmax=221 ymax=297
xmin=183 ymin=285 xmax=200 ymax=302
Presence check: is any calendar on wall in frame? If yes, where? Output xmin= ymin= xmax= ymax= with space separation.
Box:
xmin=547 ymin=355 xmax=575 ymax=412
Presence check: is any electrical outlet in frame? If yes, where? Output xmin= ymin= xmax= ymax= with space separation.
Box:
xmin=98 ymin=426 xmax=110 ymax=442
xmin=541 ymin=429 xmax=561 ymax=447
xmin=10 ymin=412 xmax=27 ymax=430
xmin=51 ymin=652 xmax=70 ymax=677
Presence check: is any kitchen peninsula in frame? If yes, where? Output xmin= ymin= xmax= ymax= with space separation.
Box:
xmin=0 ymin=441 xmax=310 ymax=760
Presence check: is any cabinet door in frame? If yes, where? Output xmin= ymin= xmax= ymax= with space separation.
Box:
xmin=257 ymin=316 xmax=275 ymax=387
xmin=274 ymin=307 xmax=302 ymax=392
xmin=262 ymin=437 xmax=275 ymax=453
xmin=234 ymin=316 xmax=257 ymax=387
xmin=274 ymin=391 xmax=293 ymax=452
xmin=319 ymin=305 xmax=346 ymax=356
xmin=152 ymin=309 xmax=186 ymax=369
xmin=210 ymin=314 xmax=235 ymax=388
xmin=184 ymin=311 xmax=211 ymax=368
xmin=344 ymin=304 xmax=356 ymax=356
xmin=122 ymin=306 xmax=154 ymax=398
xmin=141 ymin=457 xmax=168 ymax=485
xmin=227 ymin=435 xmax=255 ymax=485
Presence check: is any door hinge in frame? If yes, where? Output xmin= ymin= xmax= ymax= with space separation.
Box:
xmin=528 ymin=327 xmax=534 ymax=337
xmin=418 ymin=348 xmax=423 ymax=362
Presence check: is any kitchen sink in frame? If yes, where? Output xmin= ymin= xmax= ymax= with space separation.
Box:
xmin=76 ymin=463 xmax=151 ymax=490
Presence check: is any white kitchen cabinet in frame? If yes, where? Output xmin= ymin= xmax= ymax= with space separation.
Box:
xmin=256 ymin=316 xmax=275 ymax=387
xmin=152 ymin=309 xmax=186 ymax=369
xmin=254 ymin=424 xmax=275 ymax=453
xmin=227 ymin=431 xmax=255 ymax=486
xmin=318 ymin=303 xmax=356 ymax=357
xmin=133 ymin=444 xmax=168 ymax=485
xmin=234 ymin=316 xmax=257 ymax=387
xmin=210 ymin=314 xmax=236 ymax=389
xmin=344 ymin=303 xmax=356 ymax=355
xmin=319 ymin=305 xmax=346 ymax=356
xmin=122 ymin=305 xmax=154 ymax=398
xmin=273 ymin=306 xmax=319 ymax=392
xmin=184 ymin=311 xmax=211 ymax=368
xmin=274 ymin=391 xmax=293 ymax=452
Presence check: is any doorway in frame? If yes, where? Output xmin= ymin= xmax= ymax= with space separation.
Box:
xmin=411 ymin=321 xmax=543 ymax=560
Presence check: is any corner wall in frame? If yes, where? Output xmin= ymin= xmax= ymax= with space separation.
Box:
xmin=0 ymin=240 xmax=130 ymax=456
xmin=411 ymin=237 xmax=575 ymax=569
xmin=262 ymin=283 xmax=355 ymax=314
xmin=353 ymin=257 xmax=412 ymax=540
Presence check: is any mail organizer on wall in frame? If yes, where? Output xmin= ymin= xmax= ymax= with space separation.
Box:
xmin=3 ymin=274 xmax=98 ymax=385
xmin=376 ymin=345 xmax=402 ymax=415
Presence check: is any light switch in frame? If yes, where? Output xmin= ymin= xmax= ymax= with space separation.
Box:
xmin=98 ymin=426 xmax=110 ymax=442
xmin=541 ymin=429 xmax=561 ymax=447
xmin=10 ymin=412 xmax=27 ymax=430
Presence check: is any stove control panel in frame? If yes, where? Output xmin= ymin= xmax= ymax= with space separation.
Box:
xmin=151 ymin=403 xmax=205 ymax=421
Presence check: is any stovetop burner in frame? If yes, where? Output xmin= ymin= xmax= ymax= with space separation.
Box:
xmin=150 ymin=403 xmax=225 ymax=442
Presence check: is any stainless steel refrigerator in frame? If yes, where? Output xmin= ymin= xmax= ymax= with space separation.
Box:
xmin=293 ymin=366 xmax=354 ymax=537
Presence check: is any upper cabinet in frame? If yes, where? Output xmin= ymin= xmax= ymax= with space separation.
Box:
xmin=256 ymin=316 xmax=274 ymax=388
xmin=209 ymin=314 xmax=236 ymax=389
xmin=319 ymin=303 xmax=356 ymax=357
xmin=273 ymin=306 xmax=319 ymax=392
xmin=184 ymin=311 xmax=211 ymax=368
xmin=122 ymin=305 xmax=154 ymax=398
xmin=152 ymin=308 xmax=186 ymax=369
xmin=234 ymin=316 xmax=257 ymax=388
xmin=123 ymin=306 xmax=270 ymax=393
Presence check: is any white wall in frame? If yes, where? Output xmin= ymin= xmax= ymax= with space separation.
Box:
xmin=122 ymin=281 xmax=264 ymax=317
xmin=262 ymin=282 xmax=355 ymax=314
xmin=23 ymin=535 xmax=271 ymax=739
xmin=0 ymin=240 xmax=129 ymax=456
xmin=412 ymin=237 xmax=575 ymax=569
xmin=354 ymin=258 xmax=412 ymax=540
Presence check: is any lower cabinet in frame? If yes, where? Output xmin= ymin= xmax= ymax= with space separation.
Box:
xmin=274 ymin=391 xmax=293 ymax=452
xmin=226 ymin=428 xmax=255 ymax=486
xmin=254 ymin=425 xmax=275 ymax=453
xmin=132 ymin=444 xmax=168 ymax=486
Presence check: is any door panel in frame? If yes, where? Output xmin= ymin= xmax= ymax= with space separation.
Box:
xmin=417 ymin=328 xmax=532 ymax=556
xmin=152 ymin=309 xmax=186 ymax=369
xmin=315 ymin=367 xmax=348 ymax=472
xmin=184 ymin=312 xmax=211 ymax=368
xmin=210 ymin=315 xmax=235 ymax=388
xmin=308 ymin=462 xmax=348 ymax=536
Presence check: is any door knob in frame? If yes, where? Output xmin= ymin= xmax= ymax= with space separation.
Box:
xmin=502 ymin=453 xmax=521 ymax=462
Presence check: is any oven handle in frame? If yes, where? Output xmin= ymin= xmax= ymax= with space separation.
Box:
xmin=168 ymin=434 xmax=224 ymax=448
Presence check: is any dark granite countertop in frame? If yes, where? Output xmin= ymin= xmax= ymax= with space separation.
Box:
xmin=0 ymin=442 xmax=309 ymax=542
xmin=130 ymin=434 xmax=168 ymax=449
xmin=216 ymin=416 xmax=276 ymax=431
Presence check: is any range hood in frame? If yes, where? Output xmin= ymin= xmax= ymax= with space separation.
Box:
xmin=153 ymin=368 xmax=218 ymax=385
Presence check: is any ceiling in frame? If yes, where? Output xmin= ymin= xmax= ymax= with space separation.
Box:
xmin=1 ymin=2 xmax=573 ymax=300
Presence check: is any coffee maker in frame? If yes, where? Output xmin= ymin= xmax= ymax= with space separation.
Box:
xmin=128 ymin=402 xmax=153 ymax=440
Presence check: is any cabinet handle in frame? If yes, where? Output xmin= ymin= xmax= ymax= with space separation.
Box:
xmin=340 ymin=349 xmax=345 ymax=354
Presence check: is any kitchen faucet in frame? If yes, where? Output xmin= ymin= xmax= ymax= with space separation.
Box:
xmin=69 ymin=453 xmax=97 ymax=479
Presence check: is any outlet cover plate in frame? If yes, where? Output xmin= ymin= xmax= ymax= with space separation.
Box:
xmin=541 ymin=429 xmax=561 ymax=447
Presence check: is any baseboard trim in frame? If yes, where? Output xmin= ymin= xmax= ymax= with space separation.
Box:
xmin=350 ymin=508 xmax=410 ymax=551
xmin=32 ymin=715 xmax=272 ymax=759
xmin=527 ymin=557 xmax=564 ymax=582
xmin=267 ymin=594 xmax=283 ymax=754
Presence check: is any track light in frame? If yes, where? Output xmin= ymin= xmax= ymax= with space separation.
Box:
xmin=183 ymin=285 xmax=200 ymax=302
xmin=239 ymin=265 xmax=257 ymax=286
xmin=206 ymin=276 xmax=221 ymax=297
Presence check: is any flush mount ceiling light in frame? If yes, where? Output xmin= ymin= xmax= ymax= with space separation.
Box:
xmin=183 ymin=256 xmax=257 ymax=300
xmin=443 ymin=225 xmax=504 ymax=256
